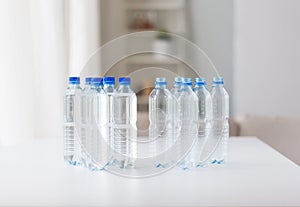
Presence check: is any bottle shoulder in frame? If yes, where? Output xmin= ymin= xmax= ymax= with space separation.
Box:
xmin=149 ymin=88 xmax=171 ymax=98
xmin=115 ymin=87 xmax=135 ymax=94
xmin=103 ymin=85 xmax=115 ymax=93
xmin=178 ymin=90 xmax=198 ymax=101
xmin=97 ymin=87 xmax=105 ymax=93
xmin=65 ymin=86 xmax=81 ymax=95
xmin=194 ymin=87 xmax=211 ymax=97
xmin=211 ymin=87 xmax=229 ymax=98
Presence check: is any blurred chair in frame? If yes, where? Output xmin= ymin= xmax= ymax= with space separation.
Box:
xmin=235 ymin=114 xmax=300 ymax=165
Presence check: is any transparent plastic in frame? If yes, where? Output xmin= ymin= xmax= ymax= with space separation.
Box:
xmin=80 ymin=78 xmax=92 ymax=167
xmin=149 ymin=77 xmax=176 ymax=168
xmin=177 ymin=78 xmax=199 ymax=169
xmin=88 ymin=78 xmax=109 ymax=170
xmin=103 ymin=78 xmax=115 ymax=167
xmin=210 ymin=77 xmax=229 ymax=164
xmin=193 ymin=78 xmax=213 ymax=167
xmin=63 ymin=79 xmax=82 ymax=166
xmin=112 ymin=78 xmax=137 ymax=168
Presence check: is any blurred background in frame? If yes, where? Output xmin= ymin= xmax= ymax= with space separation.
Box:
xmin=0 ymin=0 xmax=299 ymax=164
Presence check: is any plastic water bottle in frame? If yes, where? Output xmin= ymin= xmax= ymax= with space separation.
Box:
xmin=63 ymin=77 xmax=82 ymax=166
xmin=87 ymin=77 xmax=109 ymax=170
xmin=211 ymin=77 xmax=229 ymax=164
xmin=170 ymin=77 xmax=183 ymax=129
xmin=170 ymin=77 xmax=183 ymax=166
xmin=193 ymin=78 xmax=213 ymax=167
xmin=177 ymin=78 xmax=199 ymax=169
xmin=149 ymin=77 xmax=175 ymax=168
xmin=170 ymin=77 xmax=182 ymax=131
xmin=103 ymin=77 xmax=115 ymax=165
xmin=80 ymin=77 xmax=92 ymax=167
xmin=113 ymin=77 xmax=137 ymax=168
xmin=170 ymin=77 xmax=183 ymax=99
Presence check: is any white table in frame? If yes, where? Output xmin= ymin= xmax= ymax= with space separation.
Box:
xmin=0 ymin=137 xmax=300 ymax=206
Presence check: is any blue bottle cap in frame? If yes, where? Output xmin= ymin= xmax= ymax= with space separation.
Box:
xmin=183 ymin=78 xmax=192 ymax=86
xmin=104 ymin=77 xmax=115 ymax=84
xmin=119 ymin=77 xmax=131 ymax=85
xmin=174 ymin=77 xmax=183 ymax=84
xmin=85 ymin=77 xmax=92 ymax=85
xmin=69 ymin=77 xmax=80 ymax=84
xmin=195 ymin=77 xmax=206 ymax=85
xmin=213 ymin=77 xmax=224 ymax=85
xmin=156 ymin=77 xmax=167 ymax=85
xmin=91 ymin=77 xmax=102 ymax=86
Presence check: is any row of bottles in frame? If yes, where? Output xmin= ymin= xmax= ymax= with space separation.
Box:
xmin=149 ymin=77 xmax=229 ymax=170
xmin=63 ymin=77 xmax=137 ymax=170
xmin=63 ymin=76 xmax=229 ymax=171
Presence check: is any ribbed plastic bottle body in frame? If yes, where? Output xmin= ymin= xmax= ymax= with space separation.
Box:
xmin=149 ymin=85 xmax=172 ymax=138
xmin=194 ymin=85 xmax=212 ymax=136
xmin=211 ymin=77 xmax=229 ymax=164
xmin=63 ymin=80 xmax=82 ymax=166
xmin=177 ymin=80 xmax=199 ymax=169
xmin=193 ymin=81 xmax=213 ymax=167
xmin=113 ymin=81 xmax=137 ymax=168
xmin=169 ymin=79 xmax=182 ymax=166
xmin=170 ymin=83 xmax=182 ymax=99
xmin=103 ymin=81 xmax=115 ymax=166
xmin=80 ymin=80 xmax=92 ymax=167
xmin=178 ymin=84 xmax=198 ymax=136
xmin=87 ymin=80 xmax=110 ymax=171
xmin=170 ymin=80 xmax=182 ymax=129
xmin=149 ymin=80 xmax=175 ymax=167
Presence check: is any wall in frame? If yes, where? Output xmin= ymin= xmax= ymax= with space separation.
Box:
xmin=0 ymin=0 xmax=68 ymax=145
xmin=0 ymin=0 xmax=35 ymax=145
xmin=187 ymin=0 xmax=234 ymax=114
xmin=234 ymin=0 xmax=300 ymax=117
xmin=66 ymin=0 xmax=102 ymax=76
xmin=100 ymin=0 xmax=126 ymax=45
xmin=30 ymin=0 xmax=67 ymax=139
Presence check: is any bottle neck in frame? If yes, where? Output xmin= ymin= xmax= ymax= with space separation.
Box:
xmin=91 ymin=84 xmax=100 ymax=90
xmin=68 ymin=83 xmax=80 ymax=89
xmin=84 ymin=84 xmax=92 ymax=89
xmin=182 ymin=83 xmax=192 ymax=87
xmin=213 ymin=84 xmax=224 ymax=88
xmin=117 ymin=84 xmax=132 ymax=93
xmin=156 ymin=84 xmax=167 ymax=89
xmin=173 ymin=83 xmax=181 ymax=88
xmin=119 ymin=84 xmax=131 ymax=89
xmin=104 ymin=84 xmax=115 ymax=89
xmin=194 ymin=84 xmax=206 ymax=89
xmin=181 ymin=83 xmax=193 ymax=92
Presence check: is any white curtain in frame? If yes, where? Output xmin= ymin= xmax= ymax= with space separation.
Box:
xmin=0 ymin=0 xmax=101 ymax=146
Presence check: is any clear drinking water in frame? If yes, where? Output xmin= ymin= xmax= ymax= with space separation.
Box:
xmin=177 ymin=78 xmax=199 ymax=169
xmin=63 ymin=77 xmax=82 ymax=166
xmin=80 ymin=77 xmax=92 ymax=167
xmin=170 ymin=77 xmax=183 ymax=99
xmin=149 ymin=77 xmax=175 ymax=168
xmin=210 ymin=77 xmax=229 ymax=164
xmin=193 ymin=78 xmax=213 ymax=167
xmin=96 ymin=78 xmax=109 ymax=168
xmin=170 ymin=77 xmax=182 ymax=133
xmin=103 ymin=77 xmax=115 ymax=166
xmin=113 ymin=77 xmax=137 ymax=168
xmin=86 ymin=77 xmax=109 ymax=171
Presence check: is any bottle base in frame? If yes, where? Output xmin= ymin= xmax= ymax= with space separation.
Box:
xmin=64 ymin=155 xmax=81 ymax=166
xmin=88 ymin=162 xmax=109 ymax=171
xmin=111 ymin=158 xmax=135 ymax=169
xmin=154 ymin=162 xmax=172 ymax=168
xmin=211 ymin=159 xmax=226 ymax=164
